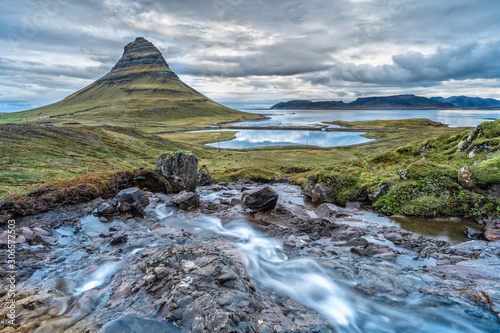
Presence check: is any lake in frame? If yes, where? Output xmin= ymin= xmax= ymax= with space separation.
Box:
xmin=205 ymin=129 xmax=372 ymax=149
xmin=202 ymin=108 xmax=500 ymax=148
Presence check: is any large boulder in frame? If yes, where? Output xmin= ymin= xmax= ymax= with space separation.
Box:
xmin=113 ymin=188 xmax=149 ymax=216
xmin=134 ymin=168 xmax=172 ymax=193
xmin=157 ymin=151 xmax=198 ymax=193
xmin=170 ymin=191 xmax=200 ymax=210
xmin=242 ymin=186 xmax=279 ymax=212
xmin=304 ymin=177 xmax=317 ymax=197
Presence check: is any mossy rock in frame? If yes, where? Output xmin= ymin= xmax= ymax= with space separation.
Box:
xmin=479 ymin=120 xmax=500 ymax=138
xmin=470 ymin=158 xmax=500 ymax=188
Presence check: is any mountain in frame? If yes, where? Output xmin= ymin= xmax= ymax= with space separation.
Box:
xmin=431 ymin=96 xmax=500 ymax=108
xmin=3 ymin=37 xmax=256 ymax=124
xmin=270 ymin=100 xmax=345 ymax=110
xmin=270 ymin=95 xmax=456 ymax=110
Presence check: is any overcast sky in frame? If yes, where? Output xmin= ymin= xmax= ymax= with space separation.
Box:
xmin=1 ymin=0 xmax=500 ymax=112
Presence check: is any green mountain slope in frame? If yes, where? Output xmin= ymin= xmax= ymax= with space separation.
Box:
xmin=1 ymin=37 xmax=257 ymax=125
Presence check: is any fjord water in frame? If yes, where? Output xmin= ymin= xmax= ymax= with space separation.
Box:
xmin=239 ymin=109 xmax=500 ymax=127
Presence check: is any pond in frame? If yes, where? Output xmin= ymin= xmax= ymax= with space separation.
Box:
xmin=204 ymin=129 xmax=372 ymax=149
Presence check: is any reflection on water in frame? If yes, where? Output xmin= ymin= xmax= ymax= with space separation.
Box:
xmin=389 ymin=215 xmax=483 ymax=245
xmin=206 ymin=129 xmax=372 ymax=148
xmin=240 ymin=109 xmax=500 ymax=128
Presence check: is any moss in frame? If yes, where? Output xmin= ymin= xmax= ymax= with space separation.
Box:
xmin=479 ymin=120 xmax=500 ymax=138
xmin=470 ymin=158 xmax=500 ymax=188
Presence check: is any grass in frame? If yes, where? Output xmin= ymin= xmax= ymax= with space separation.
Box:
xmin=0 ymin=124 xmax=188 ymax=196
xmin=3 ymin=117 xmax=500 ymax=219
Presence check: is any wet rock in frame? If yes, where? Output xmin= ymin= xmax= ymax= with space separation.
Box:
xmin=283 ymin=238 xmax=296 ymax=249
xmin=96 ymin=202 xmax=117 ymax=216
xmin=110 ymin=235 xmax=127 ymax=245
xmin=98 ymin=216 xmax=109 ymax=223
xmin=198 ymin=165 xmax=213 ymax=186
xmin=170 ymin=191 xmax=200 ymax=210
xmin=465 ymin=226 xmax=484 ymax=240
xmin=314 ymin=203 xmax=343 ymax=219
xmin=311 ymin=184 xmax=334 ymax=203
xmin=308 ymin=232 xmax=321 ymax=241
xmin=351 ymin=243 xmax=395 ymax=257
xmin=230 ymin=198 xmax=241 ymax=206
xmin=343 ymin=237 xmax=369 ymax=247
xmin=345 ymin=201 xmax=361 ymax=209
xmin=20 ymin=227 xmax=34 ymax=241
xmin=157 ymin=151 xmax=198 ymax=192
xmin=100 ymin=315 xmax=181 ymax=333
xmin=113 ymin=188 xmax=149 ymax=216
xmin=242 ymin=186 xmax=278 ymax=212
xmin=484 ymin=219 xmax=500 ymax=242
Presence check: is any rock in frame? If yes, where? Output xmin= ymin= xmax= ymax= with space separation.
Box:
xmin=98 ymin=216 xmax=109 ymax=223
xmin=198 ymin=165 xmax=212 ymax=186
xmin=114 ymin=188 xmax=149 ymax=216
xmin=304 ymin=177 xmax=317 ymax=197
xmin=484 ymin=219 xmax=500 ymax=242
xmin=311 ymin=184 xmax=334 ymax=203
xmin=157 ymin=151 xmax=198 ymax=192
xmin=242 ymin=186 xmax=279 ymax=212
xmin=398 ymin=169 xmax=407 ymax=180
xmin=229 ymin=198 xmax=241 ymax=206
xmin=457 ymin=126 xmax=484 ymax=152
xmin=20 ymin=227 xmax=34 ymax=240
xmin=309 ymin=232 xmax=321 ymax=241
xmin=170 ymin=191 xmax=200 ymax=210
xmin=465 ymin=226 xmax=484 ymax=240
xmin=368 ymin=183 xmax=392 ymax=203
xmin=314 ymin=203 xmax=343 ymax=218
xmin=133 ymin=168 xmax=172 ymax=193
xmin=345 ymin=201 xmax=361 ymax=209
xmin=110 ymin=235 xmax=128 ymax=245
xmin=458 ymin=165 xmax=474 ymax=188
xmin=97 ymin=202 xmax=117 ymax=215
xmin=283 ymin=239 xmax=296 ymax=249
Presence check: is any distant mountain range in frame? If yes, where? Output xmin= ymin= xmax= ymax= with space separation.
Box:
xmin=271 ymin=94 xmax=500 ymax=110
xmin=430 ymin=96 xmax=500 ymax=108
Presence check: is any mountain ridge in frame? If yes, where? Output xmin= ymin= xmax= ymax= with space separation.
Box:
xmin=270 ymin=94 xmax=456 ymax=110
xmin=431 ymin=96 xmax=500 ymax=108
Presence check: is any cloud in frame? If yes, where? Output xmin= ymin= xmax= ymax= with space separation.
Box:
xmin=1 ymin=0 xmax=500 ymax=111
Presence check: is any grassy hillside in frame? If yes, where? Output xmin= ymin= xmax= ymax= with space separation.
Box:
xmin=0 ymin=124 xmax=187 ymax=196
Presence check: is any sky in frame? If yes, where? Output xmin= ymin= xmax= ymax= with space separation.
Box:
xmin=1 ymin=0 xmax=500 ymax=112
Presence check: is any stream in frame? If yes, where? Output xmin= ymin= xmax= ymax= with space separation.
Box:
xmin=2 ymin=182 xmax=500 ymax=332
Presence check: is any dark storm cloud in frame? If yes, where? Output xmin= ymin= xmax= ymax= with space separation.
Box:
xmin=1 ymin=0 xmax=500 ymax=111
xmin=324 ymin=41 xmax=500 ymax=85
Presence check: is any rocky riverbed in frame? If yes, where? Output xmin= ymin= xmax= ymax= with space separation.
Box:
xmin=1 ymin=180 xmax=500 ymax=332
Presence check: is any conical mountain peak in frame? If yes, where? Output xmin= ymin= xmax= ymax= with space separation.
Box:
xmin=102 ymin=37 xmax=178 ymax=82
xmin=17 ymin=37 xmax=254 ymax=124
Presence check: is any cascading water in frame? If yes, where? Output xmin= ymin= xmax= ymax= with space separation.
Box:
xmin=156 ymin=205 xmax=490 ymax=333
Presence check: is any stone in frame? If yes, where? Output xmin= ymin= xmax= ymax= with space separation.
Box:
xmin=114 ymin=188 xmax=150 ymax=216
xmin=283 ymin=239 xmax=296 ymax=249
xmin=242 ymin=186 xmax=279 ymax=212
xmin=311 ymin=184 xmax=334 ymax=203
xmin=345 ymin=201 xmax=361 ymax=209
xmin=484 ymin=219 xmax=500 ymax=242
xmin=170 ymin=191 xmax=200 ymax=210
xmin=134 ymin=168 xmax=172 ymax=193
xmin=368 ymin=182 xmax=392 ymax=203
xmin=110 ymin=235 xmax=128 ymax=245
xmin=314 ymin=203 xmax=343 ymax=218
xmin=457 ymin=126 xmax=484 ymax=153
xmin=157 ymin=151 xmax=198 ymax=192
xmin=458 ymin=165 xmax=474 ymax=188
xmin=465 ymin=226 xmax=484 ymax=240
xmin=304 ymin=177 xmax=317 ymax=197
xmin=198 ymin=165 xmax=212 ymax=186
xmin=96 ymin=202 xmax=116 ymax=215
xmin=20 ymin=227 xmax=34 ymax=240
